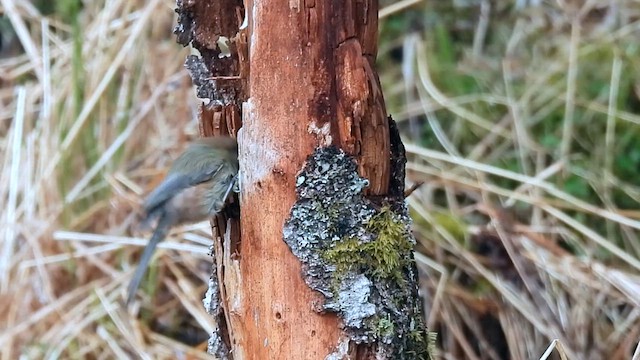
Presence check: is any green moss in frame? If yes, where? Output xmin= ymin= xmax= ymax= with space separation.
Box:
xmin=323 ymin=237 xmax=361 ymax=274
xmin=426 ymin=331 xmax=438 ymax=358
xmin=375 ymin=315 xmax=395 ymax=339
xmin=323 ymin=207 xmax=413 ymax=284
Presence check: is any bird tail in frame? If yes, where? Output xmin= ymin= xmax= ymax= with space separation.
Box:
xmin=126 ymin=213 xmax=171 ymax=305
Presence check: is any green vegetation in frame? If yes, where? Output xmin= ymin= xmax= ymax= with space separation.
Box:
xmin=323 ymin=207 xmax=413 ymax=284
xmin=378 ymin=1 xmax=640 ymax=358
xmin=380 ymin=3 xmax=640 ymax=234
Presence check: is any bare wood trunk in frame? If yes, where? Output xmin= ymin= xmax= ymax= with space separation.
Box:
xmin=176 ymin=0 xmax=431 ymax=358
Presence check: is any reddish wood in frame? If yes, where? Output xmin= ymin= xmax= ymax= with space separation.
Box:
xmin=227 ymin=1 xmax=388 ymax=358
xmin=195 ymin=0 xmax=389 ymax=358
xmin=233 ymin=1 xmax=340 ymax=357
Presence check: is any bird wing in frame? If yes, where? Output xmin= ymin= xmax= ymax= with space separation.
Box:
xmin=143 ymin=164 xmax=224 ymax=217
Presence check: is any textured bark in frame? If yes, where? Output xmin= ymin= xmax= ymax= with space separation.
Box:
xmin=177 ymin=0 xmax=429 ymax=358
xmin=174 ymin=0 xmax=246 ymax=358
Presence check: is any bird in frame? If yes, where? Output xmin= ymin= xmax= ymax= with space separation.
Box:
xmin=127 ymin=136 xmax=239 ymax=305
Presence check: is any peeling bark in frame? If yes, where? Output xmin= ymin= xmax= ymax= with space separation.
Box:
xmin=174 ymin=0 xmax=246 ymax=358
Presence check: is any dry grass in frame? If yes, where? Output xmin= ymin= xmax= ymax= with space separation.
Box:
xmin=0 ymin=0 xmax=639 ymax=359
xmin=380 ymin=1 xmax=640 ymax=359
xmin=0 ymin=0 xmax=216 ymax=358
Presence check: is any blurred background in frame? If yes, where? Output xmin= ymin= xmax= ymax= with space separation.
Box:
xmin=1 ymin=0 xmax=639 ymax=358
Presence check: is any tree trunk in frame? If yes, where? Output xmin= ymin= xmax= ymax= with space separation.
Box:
xmin=175 ymin=0 xmax=431 ymax=359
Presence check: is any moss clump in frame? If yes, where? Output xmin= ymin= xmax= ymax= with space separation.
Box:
xmin=375 ymin=315 xmax=396 ymax=339
xmin=323 ymin=207 xmax=413 ymax=284
xmin=322 ymin=237 xmax=361 ymax=275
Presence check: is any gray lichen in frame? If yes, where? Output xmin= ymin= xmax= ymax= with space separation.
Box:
xmin=325 ymin=337 xmax=350 ymax=360
xmin=173 ymin=0 xmax=196 ymax=46
xmin=324 ymin=274 xmax=376 ymax=330
xmin=203 ymin=265 xmax=221 ymax=316
xmin=207 ymin=328 xmax=230 ymax=360
xmin=202 ymin=258 xmax=230 ymax=359
xmin=283 ymin=146 xmax=431 ymax=359
xmin=184 ymin=55 xmax=240 ymax=106
xmin=174 ymin=0 xmax=244 ymax=107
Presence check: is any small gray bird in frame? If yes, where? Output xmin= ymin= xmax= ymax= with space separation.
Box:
xmin=127 ymin=137 xmax=238 ymax=304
